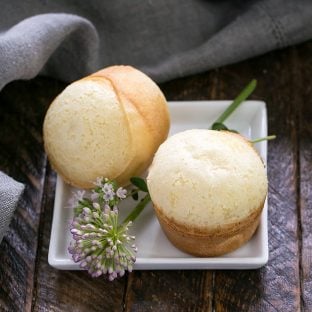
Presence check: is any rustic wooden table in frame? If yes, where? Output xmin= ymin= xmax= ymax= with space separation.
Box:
xmin=0 ymin=40 xmax=311 ymax=312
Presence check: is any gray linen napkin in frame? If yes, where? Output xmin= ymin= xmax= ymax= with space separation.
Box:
xmin=0 ymin=13 xmax=99 ymax=90
xmin=1 ymin=0 xmax=312 ymax=244
xmin=1 ymin=0 xmax=312 ymax=88
xmin=0 ymin=173 xmax=25 ymax=243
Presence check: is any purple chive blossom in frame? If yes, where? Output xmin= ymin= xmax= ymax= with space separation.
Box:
xmin=68 ymin=205 xmax=137 ymax=281
xmin=74 ymin=190 xmax=86 ymax=202
xmin=116 ymin=187 xmax=127 ymax=199
xmin=66 ymin=190 xmax=86 ymax=209
xmin=101 ymin=181 xmax=117 ymax=203
xmin=104 ymin=204 xmax=110 ymax=213
xmin=103 ymin=190 xmax=115 ymax=202
xmin=68 ymin=177 xmax=139 ymax=281
xmin=103 ymin=182 xmax=114 ymax=194
xmin=90 ymin=191 xmax=99 ymax=201
xmin=67 ymin=177 xmax=151 ymax=280
xmin=94 ymin=176 xmax=104 ymax=187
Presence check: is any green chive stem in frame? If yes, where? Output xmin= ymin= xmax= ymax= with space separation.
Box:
xmin=250 ymin=135 xmax=276 ymax=144
xmin=123 ymin=193 xmax=151 ymax=224
xmin=211 ymin=79 xmax=257 ymax=127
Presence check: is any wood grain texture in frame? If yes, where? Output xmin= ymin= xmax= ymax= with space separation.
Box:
xmin=0 ymin=41 xmax=311 ymax=312
xmin=0 ymin=78 xmax=64 ymax=311
xmin=297 ymin=44 xmax=312 ymax=312
xmin=125 ymin=271 xmax=213 ymax=312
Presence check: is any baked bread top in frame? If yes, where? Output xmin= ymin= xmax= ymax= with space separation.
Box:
xmin=146 ymin=129 xmax=268 ymax=230
xmin=43 ymin=65 xmax=170 ymax=188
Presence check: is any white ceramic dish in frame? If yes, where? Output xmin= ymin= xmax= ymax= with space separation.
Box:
xmin=48 ymin=100 xmax=268 ymax=270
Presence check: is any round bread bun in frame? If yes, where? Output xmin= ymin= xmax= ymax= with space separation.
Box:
xmin=146 ymin=129 xmax=268 ymax=256
xmin=43 ymin=65 xmax=170 ymax=188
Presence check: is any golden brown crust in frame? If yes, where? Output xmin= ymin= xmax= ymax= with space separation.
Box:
xmin=43 ymin=65 xmax=170 ymax=188
xmin=153 ymin=201 xmax=264 ymax=257
xmin=90 ymin=65 xmax=170 ymax=149
xmin=89 ymin=65 xmax=170 ymax=185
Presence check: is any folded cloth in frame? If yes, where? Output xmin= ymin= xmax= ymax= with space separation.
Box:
xmin=1 ymin=0 xmax=312 ymax=244
xmin=1 ymin=0 xmax=312 ymax=88
xmin=0 ymin=172 xmax=25 ymax=244
xmin=0 ymin=13 xmax=99 ymax=90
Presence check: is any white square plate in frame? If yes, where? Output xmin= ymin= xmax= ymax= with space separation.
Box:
xmin=48 ymin=100 xmax=268 ymax=270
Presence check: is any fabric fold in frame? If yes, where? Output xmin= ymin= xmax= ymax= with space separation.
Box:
xmin=0 ymin=172 xmax=25 ymax=244
xmin=0 ymin=13 xmax=99 ymax=90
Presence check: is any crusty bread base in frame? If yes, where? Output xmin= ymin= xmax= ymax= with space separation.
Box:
xmin=154 ymin=202 xmax=264 ymax=257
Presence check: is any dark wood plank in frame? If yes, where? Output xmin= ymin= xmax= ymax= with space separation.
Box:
xmin=298 ymin=43 xmax=312 ymax=312
xmin=0 ymin=78 xmax=64 ymax=311
xmin=125 ymin=271 xmax=213 ymax=312
xmin=212 ymin=47 xmax=301 ymax=311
